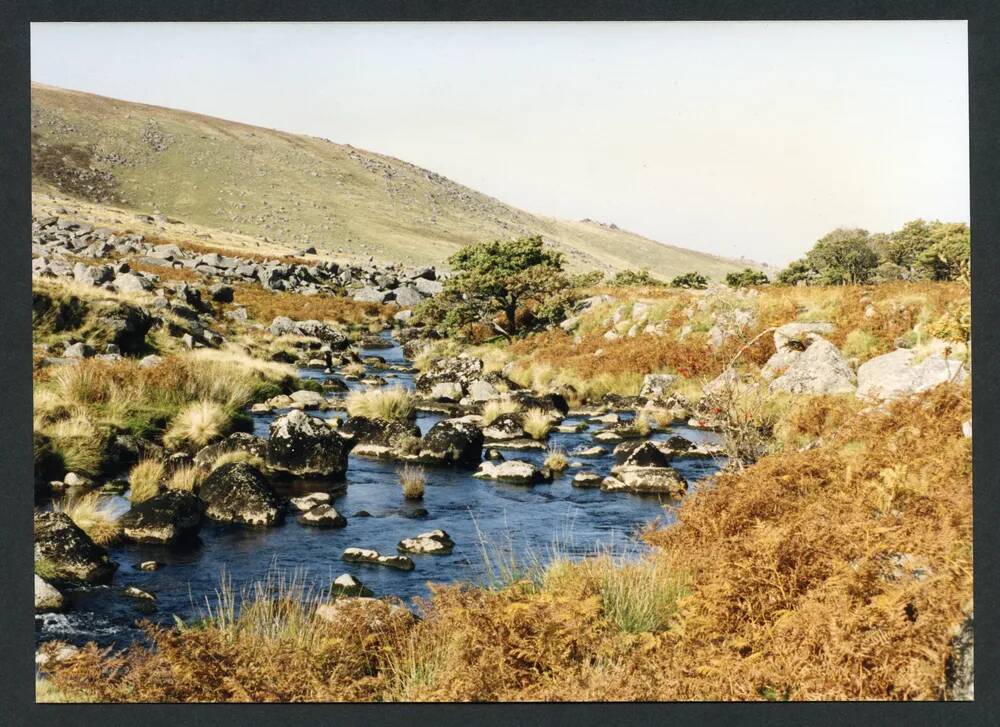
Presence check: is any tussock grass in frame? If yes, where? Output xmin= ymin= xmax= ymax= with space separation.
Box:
xmin=43 ymin=415 xmax=105 ymax=478
xmin=522 ymin=408 xmax=553 ymax=440
xmin=543 ymin=447 xmax=569 ymax=472
xmin=163 ymin=400 xmax=230 ymax=451
xmin=207 ymin=449 xmax=264 ymax=471
xmin=345 ymin=386 xmax=415 ymax=421
xmin=167 ymin=465 xmax=205 ymax=493
xmin=481 ymin=399 xmax=520 ymax=425
xmin=597 ymin=557 xmax=687 ymax=633
xmin=128 ymin=459 xmax=165 ymax=503
xmin=398 ymin=465 xmax=426 ymax=500
xmin=55 ymin=492 xmax=122 ymax=546
xmin=341 ymin=362 xmax=366 ymax=377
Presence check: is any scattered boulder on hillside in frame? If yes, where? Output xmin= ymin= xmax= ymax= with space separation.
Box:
xmin=856 ymin=345 xmax=968 ymax=401
xmin=266 ymin=410 xmax=354 ymax=479
xmin=768 ymin=335 xmax=856 ymax=395
xmin=199 ymin=462 xmax=283 ymax=527
xmin=397 ymin=530 xmax=455 ymax=555
xmin=419 ymin=420 xmax=484 ymax=466
xmin=34 ymin=511 xmax=118 ymax=585
xmin=103 ymin=304 xmax=154 ymax=354
xmin=120 ymin=490 xmax=204 ymax=544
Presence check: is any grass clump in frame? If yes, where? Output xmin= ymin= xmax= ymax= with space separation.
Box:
xmin=481 ymin=399 xmax=520 ymax=425
xmin=598 ymin=557 xmax=687 ymax=633
xmin=341 ymin=362 xmax=366 ymax=377
xmin=841 ymin=329 xmax=882 ymax=359
xmin=345 ymin=386 xmax=415 ymax=421
xmin=163 ymin=400 xmax=230 ymax=451
xmin=167 ymin=465 xmax=205 ymax=493
xmin=44 ymin=415 xmax=105 ymax=478
xmin=522 ymin=408 xmax=553 ymax=440
xmin=543 ymin=447 xmax=569 ymax=472
xmin=398 ymin=465 xmax=426 ymax=500
xmin=54 ymin=492 xmax=122 ymax=546
xmin=128 ymin=459 xmax=165 ymax=503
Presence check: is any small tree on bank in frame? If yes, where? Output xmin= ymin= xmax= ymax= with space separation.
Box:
xmin=725 ymin=268 xmax=769 ymax=288
xmin=670 ymin=271 xmax=708 ymax=289
xmin=432 ymin=236 xmax=568 ymax=340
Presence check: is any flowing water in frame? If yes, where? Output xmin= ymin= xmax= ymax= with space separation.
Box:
xmin=36 ymin=333 xmax=724 ymax=649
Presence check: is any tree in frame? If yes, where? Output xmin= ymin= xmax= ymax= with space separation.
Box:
xmin=916 ymin=222 xmax=970 ymax=281
xmin=436 ymin=236 xmax=567 ymax=340
xmin=885 ymin=219 xmax=934 ymax=269
xmin=609 ymin=268 xmax=665 ymax=287
xmin=670 ymin=271 xmax=708 ymax=289
xmin=776 ymin=259 xmax=816 ymax=286
xmin=725 ymin=268 xmax=769 ymax=288
xmin=804 ymin=227 xmax=879 ymax=284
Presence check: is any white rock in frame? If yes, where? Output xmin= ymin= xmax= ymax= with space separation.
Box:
xmin=34 ymin=574 xmax=64 ymax=613
xmin=856 ymin=348 xmax=967 ymax=401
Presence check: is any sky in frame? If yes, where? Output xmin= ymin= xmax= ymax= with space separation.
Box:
xmin=31 ymin=21 xmax=969 ymax=266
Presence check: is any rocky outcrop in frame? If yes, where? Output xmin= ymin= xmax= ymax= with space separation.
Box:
xmin=34 ymin=511 xmax=117 ymax=585
xmin=397 ymin=529 xmax=455 ymax=555
xmin=482 ymin=413 xmax=525 ymax=441
xmin=767 ymin=335 xmax=856 ymax=394
xmin=339 ymin=416 xmax=421 ymax=449
xmin=193 ymin=432 xmax=267 ymax=469
xmin=509 ymin=391 xmax=569 ymax=417
xmin=341 ymin=547 xmax=414 ymax=571
xmin=414 ymin=356 xmax=484 ymax=395
xmin=266 ymin=409 xmax=353 ymax=479
xmin=120 ymin=490 xmax=203 ymax=544
xmin=602 ymin=442 xmax=687 ymax=496
xmin=199 ymin=462 xmax=283 ymax=527
xmin=419 ymin=420 xmax=483 ymax=466
xmin=856 ymin=346 xmax=967 ymax=401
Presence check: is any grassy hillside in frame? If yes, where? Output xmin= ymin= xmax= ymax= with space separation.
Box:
xmin=31 ymin=83 xmax=759 ymax=279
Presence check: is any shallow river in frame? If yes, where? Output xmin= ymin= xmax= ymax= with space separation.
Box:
xmin=37 ymin=334 xmax=723 ymax=649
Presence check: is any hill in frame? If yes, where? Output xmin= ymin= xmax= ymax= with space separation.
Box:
xmin=30 ymin=83 xmax=761 ymax=279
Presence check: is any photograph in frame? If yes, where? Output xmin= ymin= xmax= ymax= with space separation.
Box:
xmin=28 ymin=19 xmax=973 ymax=703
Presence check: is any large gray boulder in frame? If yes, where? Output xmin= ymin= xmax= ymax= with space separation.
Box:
xmin=266 ymin=410 xmax=354 ymax=479
xmin=603 ymin=442 xmax=687 ymax=496
xmin=474 ymin=459 xmax=549 ymax=484
xmin=35 ymin=574 xmax=65 ymax=613
xmin=339 ymin=416 xmax=421 ymax=448
xmin=120 ymin=490 xmax=204 ymax=544
xmin=419 ymin=420 xmax=484 ymax=467
xmin=768 ymin=335 xmax=856 ymax=394
xmin=856 ymin=347 xmax=968 ymax=401
xmin=199 ymin=462 xmax=283 ymax=527
xmin=34 ymin=511 xmax=117 ymax=585
xmin=415 ymin=356 xmax=484 ymax=394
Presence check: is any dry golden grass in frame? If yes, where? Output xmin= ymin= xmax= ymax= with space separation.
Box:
xmin=345 ymin=386 xmax=415 ymax=421
xmin=54 ymin=492 xmax=122 ymax=546
xmin=128 ymin=459 xmax=165 ymax=503
xmin=163 ymin=400 xmax=229 ymax=451
xmin=522 ymin=408 xmax=553 ymax=440
xmin=398 ymin=465 xmax=426 ymax=500
xmin=167 ymin=465 xmax=206 ymax=493
xmin=481 ymin=399 xmax=520 ymax=425
xmin=42 ymin=383 xmax=971 ymax=702
xmin=543 ymin=447 xmax=569 ymax=472
xmin=232 ymin=285 xmax=392 ymax=326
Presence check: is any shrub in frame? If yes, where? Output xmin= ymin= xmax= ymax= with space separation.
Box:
xmin=481 ymin=399 xmax=520 ymax=425
xmin=55 ymin=492 xmax=122 ymax=546
xmin=163 ymin=400 xmax=230 ymax=451
xmin=670 ymin=272 xmax=708 ymax=289
xmin=725 ymin=268 xmax=769 ymax=288
xmin=610 ymin=269 xmax=665 ymax=287
xmin=522 ymin=408 xmax=553 ymax=440
xmin=129 ymin=459 xmax=165 ymax=503
xmin=398 ymin=465 xmax=426 ymax=500
xmin=345 ymin=386 xmax=415 ymax=421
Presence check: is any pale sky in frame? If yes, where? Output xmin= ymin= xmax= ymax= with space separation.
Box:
xmin=31 ymin=21 xmax=969 ymax=265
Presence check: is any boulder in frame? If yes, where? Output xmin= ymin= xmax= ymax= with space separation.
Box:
xmin=430 ymin=381 xmax=464 ymax=402
xmin=35 ymin=574 xmax=65 ymax=613
xmin=193 ymin=432 xmax=267 ymax=469
xmin=199 ymin=462 xmax=283 ymax=527
xmin=474 ymin=459 xmax=548 ymax=484
xmin=466 ymin=379 xmax=498 ymax=402
xmin=342 ymin=547 xmax=414 ymax=571
xmin=483 ymin=413 xmax=525 ymax=441
xmin=266 ymin=410 xmax=354 ymax=479
xmin=113 ymin=273 xmax=155 ymax=294
xmin=340 ymin=416 xmax=421 ymax=448
xmin=393 ymin=286 xmax=424 ymax=308
xmin=603 ymin=444 xmax=688 ymax=496
xmin=572 ymin=472 xmax=604 ymax=488
xmin=619 ymin=441 xmax=673 ymax=468
xmin=330 ymin=573 xmax=373 ymax=597
xmin=289 ymin=389 xmax=326 ymax=409
xmin=315 ymin=597 xmax=415 ymax=627
xmin=34 ymin=511 xmax=117 ymax=585
xmin=639 ymin=373 xmax=677 ymax=401
xmin=413 ymin=278 xmax=444 ymax=296
xmin=289 ymin=492 xmax=332 ymax=511
xmin=297 ymin=504 xmax=347 ymax=528
xmin=104 ymin=304 xmax=154 ymax=354
xmin=768 ymin=336 xmax=856 ymax=394
xmin=120 ymin=490 xmax=203 ymax=544
xmin=572 ymin=445 xmax=606 ymax=457
xmin=856 ymin=347 xmax=968 ymax=401
xmin=773 ymin=321 xmax=835 ymax=350
xmin=944 ymin=612 xmax=974 ymax=700
xmin=415 ymin=356 xmax=484 ymax=393
xmin=397 ymin=529 xmax=454 ymax=555
xmin=209 ymin=284 xmax=234 ymax=303
xmin=509 ymin=391 xmax=569 ymax=417
xmin=419 ymin=420 xmax=484 ymax=466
